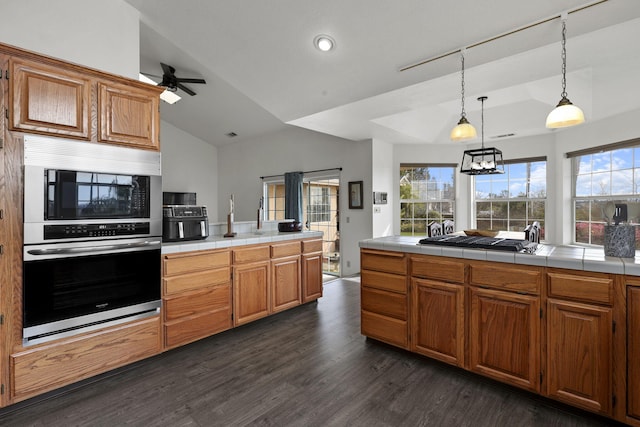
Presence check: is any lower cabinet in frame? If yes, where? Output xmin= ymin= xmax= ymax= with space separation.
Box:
xmin=546 ymin=270 xmax=613 ymax=415
xmin=360 ymin=250 xmax=408 ymax=348
xmin=162 ymin=249 xmax=232 ymax=349
xmin=302 ymin=239 xmax=323 ymax=302
xmin=10 ymin=316 xmax=161 ymax=402
xmin=628 ymin=285 xmax=640 ymax=422
xmin=411 ymin=278 xmax=464 ymax=367
xmin=271 ymin=255 xmax=301 ymax=313
xmin=234 ymin=259 xmax=270 ymax=326
xmin=469 ymin=286 xmax=540 ymax=392
xmin=546 ymin=299 xmax=612 ymax=414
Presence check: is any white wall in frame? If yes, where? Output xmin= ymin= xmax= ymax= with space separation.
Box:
xmin=160 ymin=121 xmax=218 ymax=211
xmin=0 ymin=0 xmax=140 ymax=78
xmin=217 ymin=126 xmax=372 ymax=276
xmin=372 ymin=139 xmax=394 ymax=237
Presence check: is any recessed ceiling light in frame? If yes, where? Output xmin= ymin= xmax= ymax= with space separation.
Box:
xmin=313 ymin=34 xmax=335 ymax=52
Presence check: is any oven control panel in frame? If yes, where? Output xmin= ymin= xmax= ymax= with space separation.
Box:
xmin=44 ymin=222 xmax=151 ymax=240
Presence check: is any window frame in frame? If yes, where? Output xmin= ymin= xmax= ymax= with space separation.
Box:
xmin=473 ymin=157 xmax=547 ymax=239
xmin=399 ymin=163 xmax=456 ymax=236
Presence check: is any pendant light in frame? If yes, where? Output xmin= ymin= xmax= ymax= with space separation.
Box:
xmin=460 ymin=96 xmax=504 ymax=175
xmin=450 ymin=49 xmax=477 ymax=141
xmin=546 ymin=13 xmax=585 ymax=128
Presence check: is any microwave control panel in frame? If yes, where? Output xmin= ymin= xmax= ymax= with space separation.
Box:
xmin=44 ymin=222 xmax=151 ymax=240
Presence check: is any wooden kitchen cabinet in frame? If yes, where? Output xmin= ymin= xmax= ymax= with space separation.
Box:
xmin=628 ymin=285 xmax=640 ymax=422
xmin=361 ymin=250 xmax=408 ymax=348
xmin=467 ymin=261 xmax=542 ymax=392
xmin=411 ymin=278 xmax=464 ymax=367
xmin=10 ymin=57 xmax=91 ymax=139
xmin=233 ymin=245 xmax=270 ymax=326
xmin=162 ymin=249 xmax=232 ymax=349
xmin=410 ymin=255 xmax=466 ymax=367
xmin=97 ymin=81 xmax=160 ymax=150
xmin=546 ymin=270 xmax=613 ymax=415
xmin=469 ymin=286 xmax=541 ymax=392
xmin=10 ymin=316 xmax=161 ymax=402
xmin=270 ymin=241 xmax=302 ymax=313
xmin=301 ymin=239 xmax=323 ymax=302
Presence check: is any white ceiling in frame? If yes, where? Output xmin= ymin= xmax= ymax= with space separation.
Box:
xmin=125 ymin=0 xmax=640 ymax=147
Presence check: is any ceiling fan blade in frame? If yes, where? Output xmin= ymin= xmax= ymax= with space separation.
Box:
xmin=177 ymin=83 xmax=197 ymax=96
xmin=176 ymin=78 xmax=206 ymax=84
xmin=141 ymin=72 xmax=162 ymax=79
xmin=160 ymin=62 xmax=175 ymax=76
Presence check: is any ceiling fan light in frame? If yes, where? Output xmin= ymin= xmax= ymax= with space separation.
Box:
xmin=545 ymin=97 xmax=584 ymax=128
xmin=450 ymin=116 xmax=477 ymax=141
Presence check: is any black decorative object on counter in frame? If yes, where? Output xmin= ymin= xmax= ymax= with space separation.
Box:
xmin=278 ymin=221 xmax=303 ymax=232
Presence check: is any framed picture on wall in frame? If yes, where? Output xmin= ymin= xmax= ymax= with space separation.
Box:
xmin=349 ymin=181 xmax=363 ymax=209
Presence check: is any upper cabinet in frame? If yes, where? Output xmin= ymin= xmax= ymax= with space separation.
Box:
xmin=98 ymin=81 xmax=160 ymax=150
xmin=10 ymin=57 xmax=91 ymax=139
xmin=6 ymin=48 xmax=162 ymax=151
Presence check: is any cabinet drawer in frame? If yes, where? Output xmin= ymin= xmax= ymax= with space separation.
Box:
xmin=547 ymin=271 xmax=613 ymax=305
xmin=163 ymin=250 xmax=230 ymax=276
xmin=164 ymin=310 xmax=232 ymax=349
xmin=470 ymin=262 xmax=542 ymax=294
xmin=11 ymin=316 xmax=160 ymax=400
xmin=411 ymin=255 xmax=466 ymax=284
xmin=271 ymin=241 xmax=301 ymax=258
xmin=361 ymin=269 xmax=407 ymax=294
xmin=163 ymin=268 xmax=230 ymax=295
xmin=233 ymin=245 xmax=270 ymax=264
xmin=164 ymin=284 xmax=231 ymax=321
xmin=361 ymin=250 xmax=407 ymax=275
xmin=361 ymin=287 xmax=407 ymax=320
xmin=361 ymin=310 xmax=407 ymax=348
xmin=302 ymin=239 xmax=323 ymax=254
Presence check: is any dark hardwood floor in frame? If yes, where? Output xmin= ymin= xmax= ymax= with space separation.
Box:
xmin=0 ymin=277 xmax=621 ymax=427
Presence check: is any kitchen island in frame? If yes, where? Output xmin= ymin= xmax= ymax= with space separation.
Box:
xmin=359 ymin=235 xmax=640 ymax=426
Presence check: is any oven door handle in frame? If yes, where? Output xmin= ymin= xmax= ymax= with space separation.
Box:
xmin=26 ymin=240 xmax=162 ymax=256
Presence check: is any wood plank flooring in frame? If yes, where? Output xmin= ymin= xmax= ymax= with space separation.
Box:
xmin=0 ymin=277 xmax=622 ymax=426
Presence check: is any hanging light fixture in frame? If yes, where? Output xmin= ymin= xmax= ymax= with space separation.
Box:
xmin=546 ymin=12 xmax=585 ymax=128
xmin=450 ymin=49 xmax=477 ymax=141
xmin=460 ymin=96 xmax=504 ymax=175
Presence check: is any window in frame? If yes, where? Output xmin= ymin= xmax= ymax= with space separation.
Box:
xmin=264 ymin=182 xmax=286 ymax=221
xmin=308 ymin=187 xmax=330 ymax=223
xmin=572 ymin=143 xmax=640 ymax=246
xmin=474 ymin=159 xmax=546 ymax=239
xmin=400 ymin=164 xmax=455 ymax=236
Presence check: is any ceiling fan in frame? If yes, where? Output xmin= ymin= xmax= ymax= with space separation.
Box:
xmin=153 ymin=62 xmax=206 ymax=96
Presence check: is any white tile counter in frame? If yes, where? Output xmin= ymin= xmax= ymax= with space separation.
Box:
xmin=162 ymin=228 xmax=323 ymax=254
xmin=359 ymin=235 xmax=640 ymax=276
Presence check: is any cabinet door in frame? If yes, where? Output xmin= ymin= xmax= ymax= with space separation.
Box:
xmin=10 ymin=57 xmax=91 ymax=139
xmin=411 ymin=278 xmax=464 ymax=367
xmin=271 ymin=256 xmax=301 ymax=313
xmin=469 ymin=287 xmax=540 ymax=392
xmin=98 ymin=82 xmax=159 ymax=150
xmin=628 ymin=286 xmax=640 ymax=421
xmin=547 ymin=299 xmax=612 ymax=415
xmin=233 ymin=260 xmax=270 ymax=326
xmin=302 ymin=252 xmax=323 ymax=302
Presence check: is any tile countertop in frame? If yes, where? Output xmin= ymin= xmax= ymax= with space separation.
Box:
xmin=359 ymin=235 xmax=640 ymax=276
xmin=162 ymin=230 xmax=323 ymax=255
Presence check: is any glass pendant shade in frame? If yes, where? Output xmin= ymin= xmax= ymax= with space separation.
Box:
xmin=547 ymin=16 xmax=584 ymax=129
xmin=450 ymin=117 xmax=477 ymax=141
xmin=545 ymin=96 xmax=585 ymax=128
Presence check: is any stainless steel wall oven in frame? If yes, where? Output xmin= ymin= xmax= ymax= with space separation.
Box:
xmin=22 ymin=135 xmax=162 ymax=346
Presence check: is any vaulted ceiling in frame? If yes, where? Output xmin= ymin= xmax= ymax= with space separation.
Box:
xmin=125 ymin=0 xmax=640 ymax=147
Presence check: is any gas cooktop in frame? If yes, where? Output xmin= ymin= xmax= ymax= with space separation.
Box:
xmin=418 ymin=235 xmax=538 ymax=253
